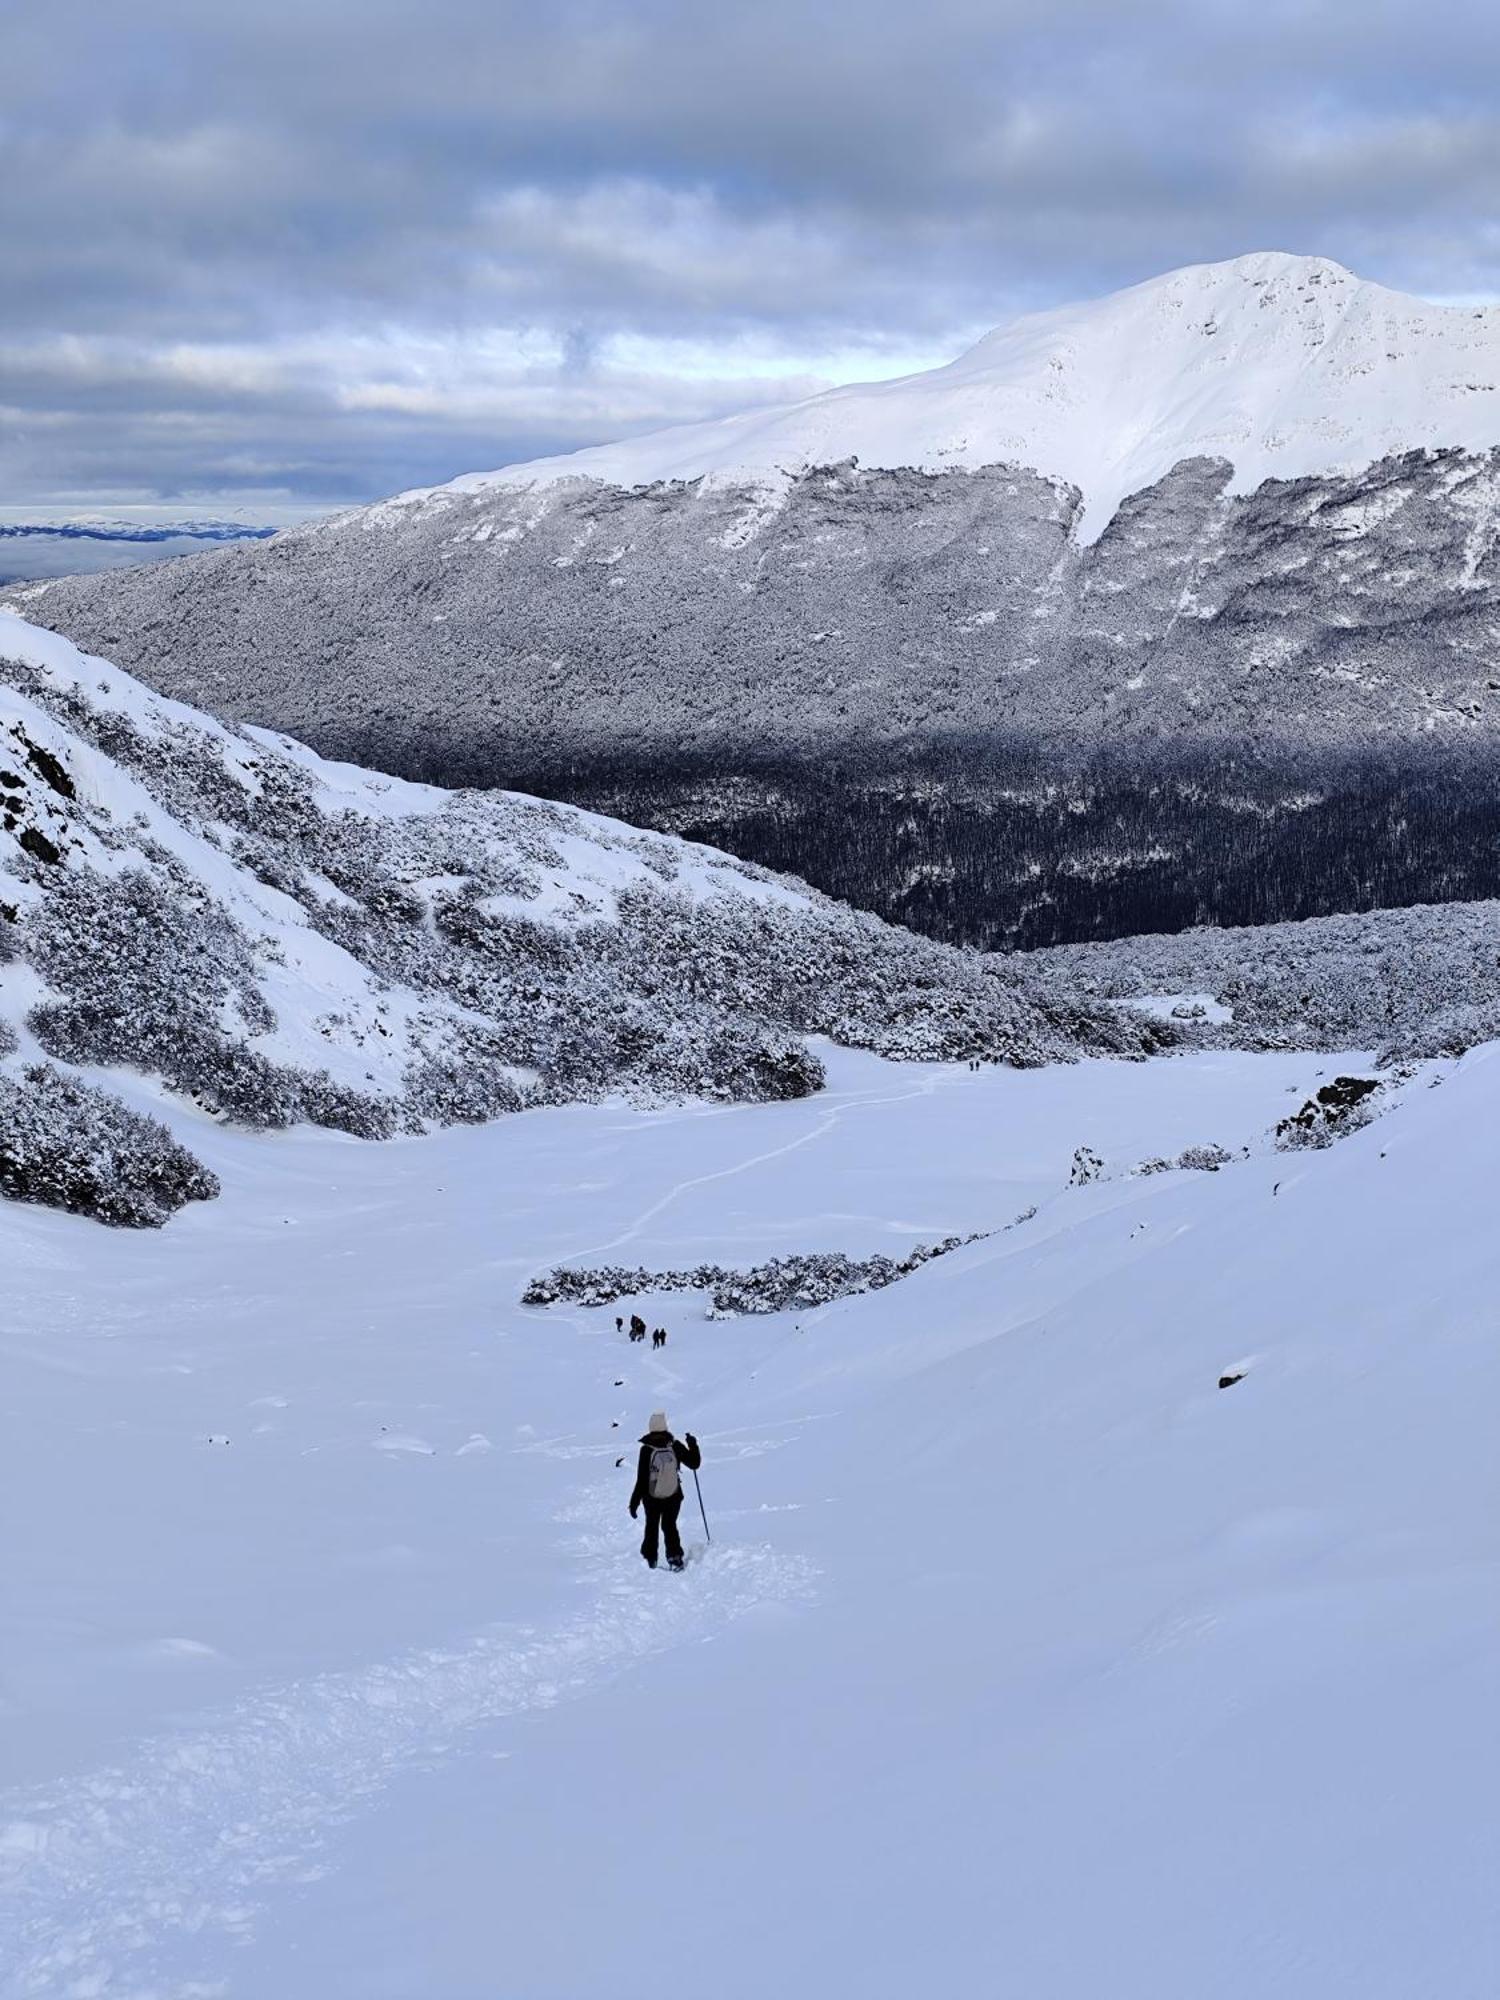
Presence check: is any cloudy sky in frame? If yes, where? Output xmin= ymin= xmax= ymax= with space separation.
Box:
xmin=5 ymin=0 xmax=1500 ymax=522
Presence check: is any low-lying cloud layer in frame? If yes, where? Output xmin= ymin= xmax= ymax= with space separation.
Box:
xmin=7 ymin=0 xmax=1500 ymax=517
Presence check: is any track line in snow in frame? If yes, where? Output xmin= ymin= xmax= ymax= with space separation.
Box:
xmin=554 ymin=1073 xmax=943 ymax=1268
xmin=0 ymin=1495 xmax=815 ymax=2000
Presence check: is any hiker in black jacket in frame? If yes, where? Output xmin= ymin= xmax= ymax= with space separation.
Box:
xmin=628 ymin=1412 xmax=701 ymax=1570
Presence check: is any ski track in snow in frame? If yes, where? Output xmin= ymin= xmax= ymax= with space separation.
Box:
xmin=0 ymin=1468 xmax=816 ymax=1999
xmin=555 ymin=1072 xmax=942 ymax=1266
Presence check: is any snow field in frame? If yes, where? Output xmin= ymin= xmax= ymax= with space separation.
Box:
xmin=1 ymin=1043 xmax=1496 ymax=1996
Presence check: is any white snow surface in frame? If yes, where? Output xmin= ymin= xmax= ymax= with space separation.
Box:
xmin=387 ymin=253 xmax=1500 ymax=540
xmin=2 ymin=1040 xmax=1495 ymax=1996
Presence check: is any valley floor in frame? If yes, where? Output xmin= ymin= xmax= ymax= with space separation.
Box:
xmin=1 ymin=1044 xmax=1496 ymax=1998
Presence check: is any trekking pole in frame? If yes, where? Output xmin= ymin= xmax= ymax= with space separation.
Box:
xmin=692 ymin=1466 xmax=711 ymax=1544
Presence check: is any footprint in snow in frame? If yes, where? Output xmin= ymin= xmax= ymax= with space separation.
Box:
xmin=372 ymin=1433 xmax=435 ymax=1455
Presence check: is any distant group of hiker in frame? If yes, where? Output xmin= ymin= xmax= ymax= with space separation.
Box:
xmin=617 ymin=1313 xmax=669 ymax=1348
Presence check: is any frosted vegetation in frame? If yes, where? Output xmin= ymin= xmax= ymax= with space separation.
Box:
xmin=522 ymin=1234 xmax=985 ymax=1318
xmin=1028 ymin=901 xmax=1500 ymax=1062
xmin=0 ymin=1061 xmax=219 ymax=1227
xmin=0 ymin=612 xmax=1169 ymax=1226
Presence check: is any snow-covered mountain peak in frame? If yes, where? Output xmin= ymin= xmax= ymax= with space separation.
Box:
xmin=388 ymin=251 xmax=1500 ymax=540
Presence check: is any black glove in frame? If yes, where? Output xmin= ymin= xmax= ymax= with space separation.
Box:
xmin=685 ymin=1432 xmax=698 ymax=1450
xmin=629 ymin=1500 xmax=639 ymax=1519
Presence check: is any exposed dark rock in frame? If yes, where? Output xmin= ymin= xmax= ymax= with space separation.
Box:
xmin=18 ymin=826 xmax=59 ymax=866
xmin=18 ymin=733 xmax=74 ymax=800
xmin=1276 ymin=1075 xmax=1383 ymax=1150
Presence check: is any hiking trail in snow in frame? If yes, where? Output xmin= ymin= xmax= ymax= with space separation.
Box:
xmin=0 ymin=1467 xmax=813 ymax=1999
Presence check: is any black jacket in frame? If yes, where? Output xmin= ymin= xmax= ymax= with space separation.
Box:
xmin=629 ymin=1429 xmax=701 ymax=1511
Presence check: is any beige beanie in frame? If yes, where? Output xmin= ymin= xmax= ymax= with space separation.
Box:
xmin=648 ymin=1411 xmax=668 ymax=1433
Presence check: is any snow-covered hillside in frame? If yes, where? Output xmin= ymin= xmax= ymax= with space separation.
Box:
xmin=2 ymin=1039 xmax=1494 ymax=1996
xmin=0 ymin=610 xmax=1165 ymax=1225
xmin=395 ymin=252 xmax=1500 ymax=540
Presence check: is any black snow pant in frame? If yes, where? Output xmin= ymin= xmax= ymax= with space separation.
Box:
xmin=641 ymin=1492 xmax=685 ymax=1568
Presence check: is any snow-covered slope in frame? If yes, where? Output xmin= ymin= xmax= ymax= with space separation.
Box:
xmin=1 ymin=1039 xmax=1494 ymax=1995
xmin=1026 ymin=898 xmax=1500 ymax=1063
xmin=0 ymin=611 xmax=1167 ymax=1224
xmin=395 ymin=252 xmax=1500 ymax=540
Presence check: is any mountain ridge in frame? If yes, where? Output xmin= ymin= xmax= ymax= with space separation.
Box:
xmin=381 ymin=251 xmax=1500 ymax=542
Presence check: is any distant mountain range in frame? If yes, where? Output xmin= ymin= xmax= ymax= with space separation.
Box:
xmin=0 ymin=519 xmax=278 ymax=588
xmin=0 ymin=519 xmax=277 ymax=545
xmin=15 ymin=252 xmax=1500 ymax=946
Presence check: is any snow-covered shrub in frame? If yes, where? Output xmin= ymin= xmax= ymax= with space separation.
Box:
xmin=523 ymin=1234 xmax=983 ymax=1316
xmin=0 ymin=1062 xmax=219 ymax=1226
xmin=1136 ymin=1141 xmax=1238 ymax=1174
xmin=1069 ymin=1146 xmax=1105 ymax=1186
xmin=1028 ymin=901 xmax=1500 ymax=1057
xmin=403 ymin=1023 xmax=526 ymax=1126
xmin=1378 ymin=1000 xmax=1500 ymax=1064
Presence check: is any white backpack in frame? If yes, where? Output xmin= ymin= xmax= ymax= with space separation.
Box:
xmin=648 ymin=1444 xmax=680 ymax=1500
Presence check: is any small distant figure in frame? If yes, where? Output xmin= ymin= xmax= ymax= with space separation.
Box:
xmin=629 ymin=1412 xmax=701 ymax=1570
xmin=615 ymin=1316 xmax=624 ymax=1335
xmin=629 ymin=1314 xmax=647 ymax=1344
xmin=652 ymin=1326 xmax=667 ymax=1349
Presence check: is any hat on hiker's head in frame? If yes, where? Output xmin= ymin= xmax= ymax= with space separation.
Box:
xmin=649 ymin=1411 xmax=668 ymax=1434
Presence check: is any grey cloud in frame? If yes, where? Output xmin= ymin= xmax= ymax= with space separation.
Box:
xmin=7 ymin=0 xmax=1500 ymax=513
